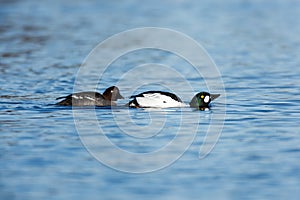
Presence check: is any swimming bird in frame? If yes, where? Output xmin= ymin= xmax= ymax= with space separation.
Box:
xmin=56 ymin=86 xmax=123 ymax=106
xmin=189 ymin=91 xmax=220 ymax=110
xmin=128 ymin=91 xmax=220 ymax=110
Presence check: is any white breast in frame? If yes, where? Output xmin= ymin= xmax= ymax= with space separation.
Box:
xmin=136 ymin=93 xmax=187 ymax=108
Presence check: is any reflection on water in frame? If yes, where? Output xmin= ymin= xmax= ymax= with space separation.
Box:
xmin=1 ymin=0 xmax=300 ymax=199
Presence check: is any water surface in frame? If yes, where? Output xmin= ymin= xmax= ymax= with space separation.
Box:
xmin=1 ymin=0 xmax=300 ymax=199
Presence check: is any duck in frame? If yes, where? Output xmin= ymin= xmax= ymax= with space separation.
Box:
xmin=128 ymin=91 xmax=220 ymax=110
xmin=56 ymin=86 xmax=124 ymax=106
xmin=189 ymin=91 xmax=220 ymax=110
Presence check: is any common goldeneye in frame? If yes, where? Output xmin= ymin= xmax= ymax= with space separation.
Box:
xmin=128 ymin=91 xmax=220 ymax=110
xmin=56 ymin=86 xmax=123 ymax=106
xmin=189 ymin=91 xmax=220 ymax=110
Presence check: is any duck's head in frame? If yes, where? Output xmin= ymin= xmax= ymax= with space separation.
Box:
xmin=189 ymin=92 xmax=220 ymax=110
xmin=103 ymin=86 xmax=124 ymax=101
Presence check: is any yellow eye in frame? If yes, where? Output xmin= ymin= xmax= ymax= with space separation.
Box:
xmin=201 ymin=95 xmax=204 ymax=99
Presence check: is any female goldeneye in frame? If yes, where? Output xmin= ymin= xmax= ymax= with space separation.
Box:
xmin=56 ymin=86 xmax=123 ymax=106
xmin=128 ymin=91 xmax=220 ymax=110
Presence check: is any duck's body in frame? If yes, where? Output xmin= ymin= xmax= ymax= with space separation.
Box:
xmin=56 ymin=86 xmax=123 ymax=106
xmin=128 ymin=91 xmax=220 ymax=110
xmin=128 ymin=91 xmax=186 ymax=108
xmin=56 ymin=91 xmax=113 ymax=106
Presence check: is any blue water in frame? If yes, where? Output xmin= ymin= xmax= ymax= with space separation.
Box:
xmin=1 ymin=0 xmax=300 ymax=199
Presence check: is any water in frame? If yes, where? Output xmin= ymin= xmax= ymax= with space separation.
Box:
xmin=1 ymin=0 xmax=300 ymax=199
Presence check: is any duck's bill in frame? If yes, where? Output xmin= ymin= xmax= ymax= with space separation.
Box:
xmin=117 ymin=94 xmax=124 ymax=99
xmin=211 ymin=94 xmax=220 ymax=101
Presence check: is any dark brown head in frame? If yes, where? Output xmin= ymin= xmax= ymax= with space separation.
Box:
xmin=103 ymin=86 xmax=124 ymax=101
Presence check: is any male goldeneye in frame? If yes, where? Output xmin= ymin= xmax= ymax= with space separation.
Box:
xmin=189 ymin=91 xmax=220 ymax=110
xmin=128 ymin=91 xmax=220 ymax=110
xmin=56 ymin=86 xmax=123 ymax=106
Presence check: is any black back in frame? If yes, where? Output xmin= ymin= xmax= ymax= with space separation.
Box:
xmin=130 ymin=91 xmax=183 ymax=102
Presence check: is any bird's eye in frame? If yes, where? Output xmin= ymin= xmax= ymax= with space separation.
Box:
xmin=200 ymin=95 xmax=204 ymax=99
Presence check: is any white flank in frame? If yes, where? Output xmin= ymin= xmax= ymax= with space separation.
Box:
xmin=85 ymin=96 xmax=95 ymax=101
xmin=72 ymin=95 xmax=83 ymax=99
xmin=136 ymin=93 xmax=187 ymax=108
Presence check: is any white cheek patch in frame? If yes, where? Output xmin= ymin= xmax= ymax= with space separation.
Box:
xmin=204 ymin=95 xmax=210 ymax=103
